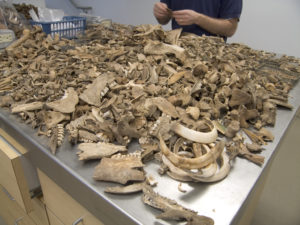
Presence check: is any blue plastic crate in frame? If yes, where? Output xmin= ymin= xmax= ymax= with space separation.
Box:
xmin=30 ymin=16 xmax=86 ymax=39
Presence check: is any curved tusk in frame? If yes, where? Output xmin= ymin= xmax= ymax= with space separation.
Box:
xmin=197 ymin=144 xmax=218 ymax=178
xmin=162 ymin=155 xmax=192 ymax=181
xmin=159 ymin=134 xmax=224 ymax=169
xmin=171 ymin=122 xmax=218 ymax=143
xmin=162 ymin=148 xmax=230 ymax=182
xmin=192 ymin=151 xmax=231 ymax=182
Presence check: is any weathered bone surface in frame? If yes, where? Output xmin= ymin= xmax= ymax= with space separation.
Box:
xmin=11 ymin=102 xmax=44 ymax=113
xmin=46 ymin=87 xmax=78 ymax=113
xmin=142 ymin=185 xmax=214 ymax=224
xmin=79 ymin=73 xmax=115 ymax=107
xmin=105 ymin=182 xmax=145 ymax=194
xmin=93 ymin=152 xmax=145 ymax=184
xmin=151 ymin=97 xmax=179 ymax=118
xmin=77 ymin=142 xmax=127 ymax=160
xmin=44 ymin=111 xmax=70 ymax=129
xmin=144 ymin=40 xmax=186 ymax=63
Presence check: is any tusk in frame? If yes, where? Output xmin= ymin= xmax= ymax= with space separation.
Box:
xmin=171 ymin=122 xmax=218 ymax=143
xmin=159 ymin=134 xmax=224 ymax=169
xmin=198 ymin=144 xmax=218 ymax=178
xmin=162 ymin=147 xmax=230 ymax=182
xmin=162 ymin=155 xmax=194 ymax=182
xmin=193 ymin=151 xmax=231 ymax=182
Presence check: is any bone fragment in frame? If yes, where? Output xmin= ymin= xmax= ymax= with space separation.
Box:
xmin=12 ymin=102 xmax=44 ymax=113
xmin=77 ymin=142 xmax=127 ymax=160
xmin=6 ymin=29 xmax=30 ymax=52
xmin=144 ymin=40 xmax=186 ymax=63
xmin=46 ymin=88 xmax=78 ymax=113
xmin=142 ymin=185 xmax=214 ymax=224
xmin=80 ymin=73 xmax=115 ymax=106
xmin=105 ymin=182 xmax=145 ymax=194
xmin=93 ymin=153 xmax=145 ymax=184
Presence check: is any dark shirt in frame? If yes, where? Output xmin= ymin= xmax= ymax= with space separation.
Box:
xmin=161 ymin=0 xmax=242 ymax=37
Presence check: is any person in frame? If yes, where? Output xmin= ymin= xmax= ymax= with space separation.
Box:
xmin=153 ymin=0 xmax=243 ymax=39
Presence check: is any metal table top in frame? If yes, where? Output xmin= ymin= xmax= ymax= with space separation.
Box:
xmin=1 ymin=81 xmax=300 ymax=225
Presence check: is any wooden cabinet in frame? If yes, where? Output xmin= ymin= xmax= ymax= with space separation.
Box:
xmin=0 ymin=184 xmax=35 ymax=225
xmin=0 ymin=128 xmax=104 ymax=225
xmin=0 ymin=128 xmax=33 ymax=213
xmin=28 ymin=196 xmax=50 ymax=225
xmin=46 ymin=208 xmax=65 ymax=225
xmin=0 ymin=129 xmax=49 ymax=225
xmin=38 ymin=169 xmax=104 ymax=225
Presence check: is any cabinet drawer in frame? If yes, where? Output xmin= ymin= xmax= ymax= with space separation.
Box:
xmin=47 ymin=207 xmax=65 ymax=225
xmin=0 ymin=132 xmax=33 ymax=213
xmin=0 ymin=184 xmax=35 ymax=225
xmin=38 ymin=169 xmax=104 ymax=225
xmin=29 ymin=196 xmax=50 ymax=225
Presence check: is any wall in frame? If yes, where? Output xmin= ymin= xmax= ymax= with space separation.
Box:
xmin=44 ymin=0 xmax=78 ymax=16
xmin=229 ymin=0 xmax=300 ymax=57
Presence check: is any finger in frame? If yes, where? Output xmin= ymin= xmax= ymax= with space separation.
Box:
xmin=156 ymin=3 xmax=168 ymax=12
xmin=174 ymin=18 xmax=184 ymax=25
xmin=172 ymin=10 xmax=187 ymax=16
xmin=160 ymin=3 xmax=169 ymax=10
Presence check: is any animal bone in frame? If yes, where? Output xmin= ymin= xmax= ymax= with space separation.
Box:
xmin=258 ymin=128 xmax=274 ymax=142
xmin=77 ymin=142 xmax=127 ymax=160
xmin=79 ymin=73 xmax=115 ymax=107
xmin=46 ymin=88 xmax=78 ymax=113
xmin=162 ymin=146 xmax=230 ymax=183
xmin=243 ymin=128 xmax=266 ymax=145
xmin=6 ymin=29 xmax=30 ymax=52
xmin=178 ymin=183 xmax=187 ymax=193
xmin=57 ymin=124 xmax=65 ymax=147
xmin=168 ymin=71 xmax=187 ymax=85
xmin=105 ymin=182 xmax=145 ymax=194
xmin=44 ymin=111 xmax=70 ymax=129
xmin=151 ymin=97 xmax=179 ymax=118
xmin=246 ymin=142 xmax=264 ymax=153
xmin=268 ymin=99 xmax=293 ymax=109
xmin=144 ymin=40 xmax=187 ymax=63
xmin=171 ymin=121 xmax=217 ymax=144
xmin=159 ymin=134 xmax=224 ymax=169
xmin=239 ymin=106 xmax=259 ymax=128
xmin=11 ymin=102 xmax=44 ymax=113
xmin=93 ymin=152 xmax=145 ymax=184
xmin=225 ymin=120 xmax=240 ymax=138
xmin=165 ymin=28 xmax=182 ymax=45
xmin=142 ymin=185 xmax=214 ymax=224
xmin=238 ymin=143 xmax=265 ymax=166
xmin=186 ymin=106 xmax=200 ymax=120
xmin=229 ymin=88 xmax=252 ymax=107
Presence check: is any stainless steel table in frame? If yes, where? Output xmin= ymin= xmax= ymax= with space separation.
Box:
xmin=1 ymin=81 xmax=300 ymax=225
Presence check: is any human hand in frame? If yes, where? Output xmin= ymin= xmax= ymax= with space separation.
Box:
xmin=173 ymin=10 xmax=200 ymax=26
xmin=153 ymin=2 xmax=171 ymax=20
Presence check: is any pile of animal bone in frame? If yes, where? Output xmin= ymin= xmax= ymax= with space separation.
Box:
xmin=1 ymin=24 xmax=300 ymax=224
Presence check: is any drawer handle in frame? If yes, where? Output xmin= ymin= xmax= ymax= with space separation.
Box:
xmin=1 ymin=186 xmax=15 ymax=201
xmin=14 ymin=217 xmax=23 ymax=225
xmin=72 ymin=217 xmax=83 ymax=225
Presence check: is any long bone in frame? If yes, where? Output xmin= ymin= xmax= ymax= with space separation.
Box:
xmin=6 ymin=29 xmax=30 ymax=52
